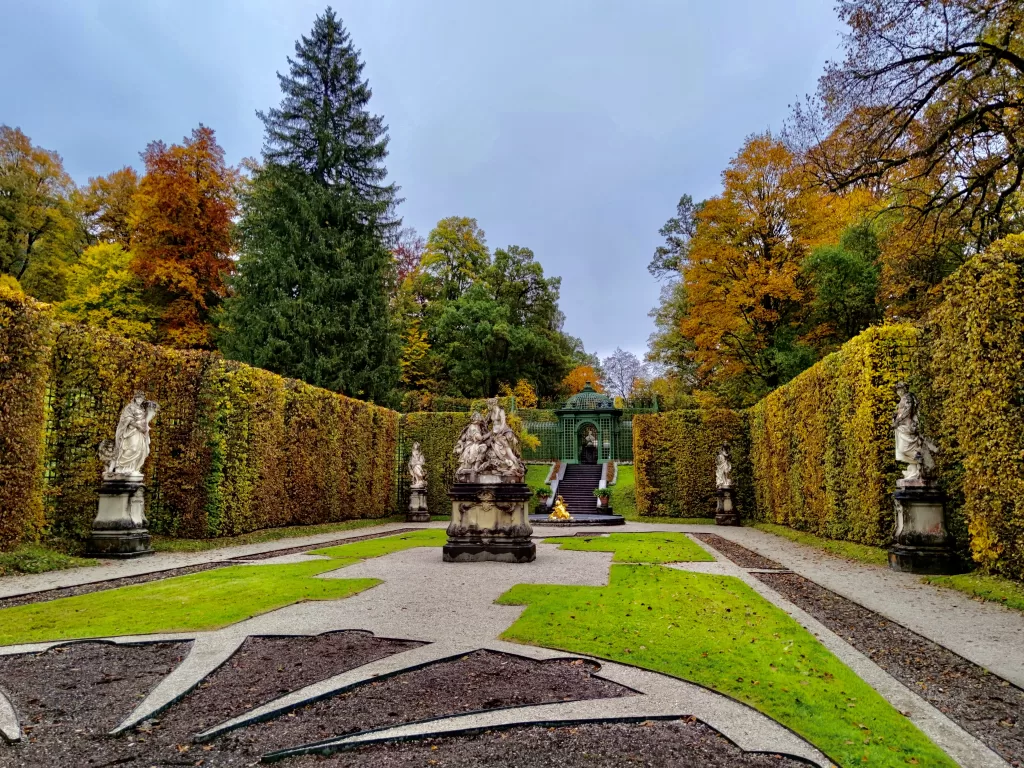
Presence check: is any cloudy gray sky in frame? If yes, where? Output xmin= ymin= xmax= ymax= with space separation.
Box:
xmin=0 ymin=0 xmax=843 ymax=360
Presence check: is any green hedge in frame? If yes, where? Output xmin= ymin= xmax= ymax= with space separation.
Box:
xmin=747 ymin=325 xmax=918 ymax=546
xmin=0 ymin=287 xmax=52 ymax=548
xmin=0 ymin=299 xmax=403 ymax=547
xmin=633 ymin=409 xmax=750 ymax=518
xmin=930 ymin=234 xmax=1024 ymax=580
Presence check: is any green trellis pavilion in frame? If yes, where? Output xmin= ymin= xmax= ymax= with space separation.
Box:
xmin=520 ymin=382 xmax=662 ymax=464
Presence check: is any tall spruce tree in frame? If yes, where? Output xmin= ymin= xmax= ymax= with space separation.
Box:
xmin=222 ymin=8 xmax=400 ymax=402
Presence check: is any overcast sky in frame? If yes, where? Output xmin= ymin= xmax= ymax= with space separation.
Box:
xmin=0 ymin=0 xmax=844 ymax=360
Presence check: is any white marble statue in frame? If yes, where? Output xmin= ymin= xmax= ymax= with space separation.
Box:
xmin=454 ymin=412 xmax=490 ymax=481
xmin=715 ymin=441 xmax=733 ymax=489
xmin=98 ymin=391 xmax=159 ymax=479
xmin=408 ymin=442 xmax=427 ymax=489
xmin=893 ymin=382 xmax=937 ymax=483
xmin=452 ymin=401 xmax=526 ymax=482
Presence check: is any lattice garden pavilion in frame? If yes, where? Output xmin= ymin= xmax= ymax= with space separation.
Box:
xmin=531 ymin=382 xmax=655 ymax=465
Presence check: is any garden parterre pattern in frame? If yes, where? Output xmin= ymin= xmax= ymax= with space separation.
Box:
xmin=0 ymin=524 xmax=1012 ymax=767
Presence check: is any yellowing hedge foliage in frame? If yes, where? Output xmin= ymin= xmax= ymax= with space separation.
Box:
xmin=747 ymin=325 xmax=919 ymax=546
xmin=0 ymin=287 xmax=52 ymax=548
xmin=399 ymin=411 xmax=472 ymax=516
xmin=930 ymin=235 xmax=1024 ymax=580
xmin=633 ymin=409 xmax=751 ymax=518
xmin=0 ymin=298 xmax=404 ymax=547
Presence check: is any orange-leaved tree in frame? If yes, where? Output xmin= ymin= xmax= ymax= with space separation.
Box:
xmin=561 ymin=365 xmax=604 ymax=395
xmin=681 ymin=133 xmax=870 ymax=398
xmin=131 ymin=125 xmax=238 ymax=348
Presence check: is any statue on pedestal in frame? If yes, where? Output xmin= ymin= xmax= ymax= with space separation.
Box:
xmin=888 ymin=382 xmax=956 ymax=574
xmin=893 ymin=382 xmax=938 ymax=484
xmin=715 ymin=441 xmax=733 ymax=489
xmin=98 ymin=391 xmax=159 ymax=479
xmin=90 ymin=391 xmax=159 ymax=558
xmin=408 ymin=442 xmax=427 ymax=489
xmin=714 ymin=441 xmax=739 ymax=526
xmin=446 ymin=400 xmax=534 ymax=563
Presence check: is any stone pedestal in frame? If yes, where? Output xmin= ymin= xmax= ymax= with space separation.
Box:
xmin=407 ymin=488 xmax=430 ymax=523
xmin=888 ymin=481 xmax=958 ymax=574
xmin=444 ymin=482 xmax=535 ymax=563
xmin=715 ymin=487 xmax=740 ymax=526
xmin=88 ymin=478 xmax=154 ymax=558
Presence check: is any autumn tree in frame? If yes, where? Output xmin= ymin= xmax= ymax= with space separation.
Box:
xmin=680 ymin=134 xmax=867 ymax=400
xmin=83 ymin=166 xmax=138 ymax=247
xmin=792 ymin=0 xmax=1024 ymax=311
xmin=392 ymin=226 xmax=425 ymax=286
xmin=222 ymin=9 xmax=400 ymax=402
xmin=0 ymin=126 xmax=85 ymax=301
xmin=646 ymin=280 xmax=697 ymax=388
xmin=131 ymin=125 xmax=237 ymax=348
xmin=562 ymin=365 xmax=604 ymax=395
xmin=56 ymin=242 xmax=155 ymax=340
xmin=419 ymin=216 xmax=489 ymax=302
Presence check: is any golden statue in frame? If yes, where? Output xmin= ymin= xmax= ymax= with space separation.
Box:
xmin=548 ymin=495 xmax=572 ymax=521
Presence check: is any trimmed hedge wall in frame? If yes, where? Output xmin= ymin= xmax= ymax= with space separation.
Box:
xmin=747 ymin=325 xmax=918 ymax=546
xmin=0 ymin=287 xmax=52 ymax=548
xmin=633 ymin=409 xmax=751 ymax=518
xmin=43 ymin=324 xmax=399 ymax=542
xmin=0 ymin=296 xmax=402 ymax=547
xmin=930 ymin=235 xmax=1024 ymax=580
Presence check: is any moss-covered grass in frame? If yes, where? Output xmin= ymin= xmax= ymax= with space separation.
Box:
xmin=543 ymin=532 xmax=714 ymax=563
xmin=614 ymin=466 xmax=715 ymax=525
xmin=0 ymin=544 xmax=98 ymax=576
xmin=498 ymin=565 xmax=954 ymax=768
xmin=752 ymin=523 xmax=889 ymax=566
xmin=0 ymin=530 xmax=445 ymax=646
xmin=922 ymin=571 xmax=1024 ymax=613
xmin=150 ymin=516 xmax=406 ymax=553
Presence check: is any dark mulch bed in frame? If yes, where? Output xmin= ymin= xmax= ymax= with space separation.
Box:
xmin=0 ymin=640 xmax=190 ymax=766
xmin=118 ymin=631 xmax=424 ymax=767
xmin=214 ymin=649 xmax=633 ymax=763
xmin=757 ymin=571 xmax=1024 ymax=767
xmin=692 ymin=533 xmax=785 ymax=570
xmin=233 ymin=527 xmax=418 ymax=561
xmin=285 ymin=718 xmax=813 ymax=767
xmin=0 ymin=563 xmax=229 ymax=610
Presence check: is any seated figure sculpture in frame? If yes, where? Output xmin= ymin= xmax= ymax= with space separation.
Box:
xmin=548 ymin=495 xmax=572 ymax=521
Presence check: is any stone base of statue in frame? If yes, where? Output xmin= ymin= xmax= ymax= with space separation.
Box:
xmin=88 ymin=477 xmax=154 ymax=558
xmin=715 ymin=487 xmax=740 ymax=526
xmin=887 ymin=480 xmax=958 ymax=575
xmin=407 ymin=488 xmax=430 ymax=523
xmin=444 ymin=481 xmax=535 ymax=563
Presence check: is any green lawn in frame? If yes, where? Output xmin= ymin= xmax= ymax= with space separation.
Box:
xmin=498 ymin=565 xmax=953 ymax=768
xmin=544 ymin=532 xmax=714 ymax=563
xmin=752 ymin=523 xmax=889 ymax=566
xmin=0 ymin=544 xmax=98 ymax=576
xmin=525 ymin=464 xmax=552 ymax=513
xmin=151 ymin=515 xmax=407 ymax=552
xmin=611 ymin=466 xmax=714 ymax=524
xmin=922 ymin=571 xmax=1024 ymax=613
xmin=0 ymin=529 xmax=446 ymax=646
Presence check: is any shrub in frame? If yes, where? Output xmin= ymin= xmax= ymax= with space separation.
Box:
xmin=747 ymin=324 xmax=918 ymax=546
xmin=0 ymin=287 xmax=52 ymax=548
xmin=930 ymin=234 xmax=1024 ymax=580
xmin=633 ymin=409 xmax=751 ymax=518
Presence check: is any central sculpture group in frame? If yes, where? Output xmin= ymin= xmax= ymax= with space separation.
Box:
xmin=444 ymin=398 xmax=536 ymax=562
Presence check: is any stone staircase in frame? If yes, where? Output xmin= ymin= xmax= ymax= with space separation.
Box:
xmin=557 ymin=464 xmax=603 ymax=516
